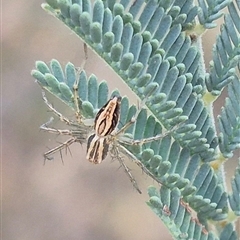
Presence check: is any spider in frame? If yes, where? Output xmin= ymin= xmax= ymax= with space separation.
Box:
xmin=40 ymin=91 xmax=143 ymax=192
xmin=40 ymin=52 xmax=177 ymax=193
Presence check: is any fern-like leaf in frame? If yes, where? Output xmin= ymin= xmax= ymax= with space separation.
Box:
xmin=32 ymin=0 xmax=240 ymax=238
xmin=206 ymin=1 xmax=240 ymax=95
xmin=198 ymin=0 xmax=231 ymax=29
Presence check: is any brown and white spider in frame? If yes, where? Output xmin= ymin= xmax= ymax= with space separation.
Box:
xmin=40 ymin=76 xmax=176 ymax=193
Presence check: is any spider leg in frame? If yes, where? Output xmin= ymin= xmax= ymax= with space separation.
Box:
xmin=111 ymin=144 xmax=142 ymax=194
xmin=42 ymin=91 xmax=79 ymax=128
xmin=117 ymin=155 xmax=142 ymax=194
xmin=117 ymin=144 xmax=166 ymax=188
xmin=40 ymin=118 xmax=87 ymax=164
xmin=40 ymin=117 xmax=75 ymax=136
xmin=40 ymin=116 xmax=88 ymax=145
xmin=114 ymin=82 xmax=182 ymax=146
xmin=73 ymin=43 xmax=88 ymax=124
xmin=72 ymin=77 xmax=82 ymax=124
xmin=120 ymin=129 xmax=173 ymax=146
xmin=119 ymin=123 xmax=182 ymax=146
xmin=115 ymin=102 xmax=143 ymax=136
xmin=115 ymin=86 xmax=157 ymax=136
xmin=82 ymin=43 xmax=88 ymax=66
xmin=40 ymin=118 xmax=80 ymax=163
xmin=43 ymin=137 xmax=77 ymax=163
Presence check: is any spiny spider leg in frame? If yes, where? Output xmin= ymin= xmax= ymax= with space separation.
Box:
xmin=40 ymin=117 xmax=75 ymax=136
xmin=72 ymin=78 xmax=82 ymax=124
xmin=115 ymin=94 xmax=183 ymax=146
xmin=115 ymin=104 xmax=142 ymax=136
xmin=41 ymin=91 xmax=91 ymax=134
xmin=115 ymin=93 xmax=151 ymax=136
xmin=73 ymin=43 xmax=88 ymax=124
xmin=42 ymin=91 xmax=79 ymax=128
xmin=83 ymin=43 xmax=88 ymax=65
xmin=117 ymin=144 xmax=167 ymax=188
xmin=117 ymin=155 xmax=142 ymax=194
xmin=40 ymin=118 xmax=77 ymax=162
xmin=56 ymin=139 xmax=73 ymax=158
xmin=40 ymin=117 xmax=88 ymax=142
xmin=119 ymin=124 xmax=179 ymax=146
xmin=40 ymin=117 xmax=87 ymax=163
xmin=111 ymin=144 xmax=142 ymax=194
xmin=43 ymin=137 xmax=77 ymax=163
xmin=114 ymin=84 xmax=158 ymax=137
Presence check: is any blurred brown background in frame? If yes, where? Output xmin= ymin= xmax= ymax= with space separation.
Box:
xmin=2 ymin=1 xmax=239 ymax=239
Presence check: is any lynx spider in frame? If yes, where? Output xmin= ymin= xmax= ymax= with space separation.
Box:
xmin=40 ymin=45 xmax=177 ymax=193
